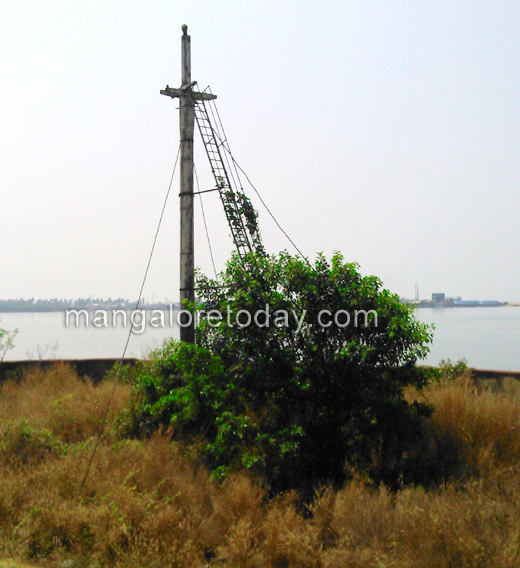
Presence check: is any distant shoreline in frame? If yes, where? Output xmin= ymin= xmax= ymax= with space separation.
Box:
xmin=414 ymin=303 xmax=515 ymax=309
xmin=2 ymin=303 xmax=518 ymax=313
xmin=0 ymin=301 xmax=179 ymax=314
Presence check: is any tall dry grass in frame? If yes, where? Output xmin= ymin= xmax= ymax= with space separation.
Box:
xmin=1 ymin=364 xmax=520 ymax=566
xmin=0 ymin=363 xmax=129 ymax=444
xmin=405 ymin=369 xmax=520 ymax=484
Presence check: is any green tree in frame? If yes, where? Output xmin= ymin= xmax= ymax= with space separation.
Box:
xmin=129 ymin=251 xmax=434 ymax=491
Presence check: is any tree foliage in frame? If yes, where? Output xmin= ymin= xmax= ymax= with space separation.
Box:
xmin=129 ymin=251 xmax=434 ymax=491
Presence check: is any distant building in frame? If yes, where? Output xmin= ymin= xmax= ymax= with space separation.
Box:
xmin=453 ymin=300 xmax=479 ymax=307
xmin=402 ymin=291 xmax=505 ymax=308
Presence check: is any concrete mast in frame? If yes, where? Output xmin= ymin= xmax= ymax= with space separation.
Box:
xmin=160 ymin=25 xmax=216 ymax=343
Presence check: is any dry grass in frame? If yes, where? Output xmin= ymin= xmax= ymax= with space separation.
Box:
xmin=1 ymin=364 xmax=520 ymax=567
xmin=0 ymin=363 xmax=129 ymax=445
xmin=405 ymin=369 xmax=520 ymax=484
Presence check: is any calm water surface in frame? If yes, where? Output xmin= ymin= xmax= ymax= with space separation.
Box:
xmin=1 ymin=307 xmax=520 ymax=371
xmin=1 ymin=311 xmax=180 ymax=361
xmin=415 ymin=306 xmax=520 ymax=371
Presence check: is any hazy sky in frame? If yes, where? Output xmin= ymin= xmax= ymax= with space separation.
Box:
xmin=1 ymin=0 xmax=519 ymax=303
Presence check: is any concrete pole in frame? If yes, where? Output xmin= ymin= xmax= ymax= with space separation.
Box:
xmin=179 ymin=25 xmax=195 ymax=343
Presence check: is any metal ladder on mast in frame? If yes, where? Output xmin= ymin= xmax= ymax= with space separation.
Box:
xmin=194 ymin=100 xmax=264 ymax=263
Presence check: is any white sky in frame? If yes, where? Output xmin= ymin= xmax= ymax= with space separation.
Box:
xmin=1 ymin=0 xmax=519 ymax=303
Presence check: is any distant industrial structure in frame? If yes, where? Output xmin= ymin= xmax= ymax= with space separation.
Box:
xmin=401 ymin=291 xmax=506 ymax=308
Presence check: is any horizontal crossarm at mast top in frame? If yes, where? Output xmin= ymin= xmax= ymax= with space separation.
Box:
xmin=160 ymin=85 xmax=217 ymax=101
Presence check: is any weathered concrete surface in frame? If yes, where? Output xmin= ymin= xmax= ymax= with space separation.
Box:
xmin=0 ymin=358 xmax=138 ymax=385
xmin=471 ymin=368 xmax=520 ymax=396
xmin=1 ymin=361 xmax=520 ymax=395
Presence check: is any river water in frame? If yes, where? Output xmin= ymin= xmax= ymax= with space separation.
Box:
xmin=415 ymin=306 xmax=520 ymax=371
xmin=1 ymin=307 xmax=519 ymax=371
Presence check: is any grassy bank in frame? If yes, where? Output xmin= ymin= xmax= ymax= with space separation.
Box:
xmin=1 ymin=364 xmax=520 ymax=567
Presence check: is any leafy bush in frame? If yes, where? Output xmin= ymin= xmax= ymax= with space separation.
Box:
xmin=0 ymin=318 xmax=18 ymax=362
xmin=438 ymin=358 xmax=468 ymax=382
xmin=0 ymin=419 xmax=64 ymax=469
xmin=129 ymin=252 xmax=434 ymax=491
